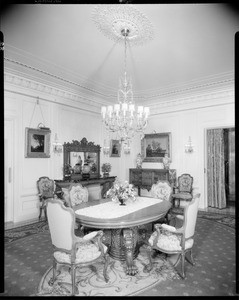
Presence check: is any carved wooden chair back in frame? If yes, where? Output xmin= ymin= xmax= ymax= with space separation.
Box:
xmin=68 ymin=183 xmax=89 ymax=207
xmin=37 ymin=176 xmax=55 ymax=220
xmin=177 ymin=173 xmax=193 ymax=194
xmin=37 ymin=176 xmax=55 ymax=199
xmin=150 ymin=180 xmax=173 ymax=202
xmin=46 ymin=198 xmax=109 ymax=295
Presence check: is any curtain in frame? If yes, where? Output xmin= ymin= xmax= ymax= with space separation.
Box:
xmin=207 ymin=129 xmax=226 ymax=209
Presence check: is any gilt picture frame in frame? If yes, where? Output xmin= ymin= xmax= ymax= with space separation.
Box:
xmin=110 ymin=139 xmax=121 ymax=157
xmin=141 ymin=132 xmax=171 ymax=162
xmin=25 ymin=127 xmax=51 ymax=158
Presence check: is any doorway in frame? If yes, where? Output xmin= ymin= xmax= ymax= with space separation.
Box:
xmin=206 ymin=127 xmax=235 ymax=209
xmin=224 ymin=128 xmax=235 ymax=207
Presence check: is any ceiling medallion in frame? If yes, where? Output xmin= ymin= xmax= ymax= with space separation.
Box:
xmin=92 ymin=5 xmax=154 ymax=46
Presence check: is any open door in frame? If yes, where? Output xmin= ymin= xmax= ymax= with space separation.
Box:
xmin=224 ymin=128 xmax=235 ymax=206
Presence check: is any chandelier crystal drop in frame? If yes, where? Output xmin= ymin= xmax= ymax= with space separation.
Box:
xmin=101 ymin=28 xmax=150 ymax=142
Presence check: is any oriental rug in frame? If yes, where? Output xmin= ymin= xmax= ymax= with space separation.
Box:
xmin=3 ymin=213 xmax=237 ymax=297
xmin=37 ymin=247 xmax=179 ymax=296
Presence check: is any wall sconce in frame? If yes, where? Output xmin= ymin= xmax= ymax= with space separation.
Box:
xmin=185 ymin=136 xmax=194 ymax=153
xmin=123 ymin=140 xmax=131 ymax=154
xmin=52 ymin=133 xmax=63 ymax=154
xmin=103 ymin=139 xmax=110 ymax=156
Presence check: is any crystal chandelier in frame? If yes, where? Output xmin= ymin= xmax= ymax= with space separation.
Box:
xmin=101 ymin=28 xmax=150 ymax=143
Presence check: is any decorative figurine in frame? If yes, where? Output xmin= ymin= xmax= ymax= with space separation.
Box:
xmin=136 ymin=153 xmax=143 ymax=169
xmin=162 ymin=153 xmax=171 ymax=169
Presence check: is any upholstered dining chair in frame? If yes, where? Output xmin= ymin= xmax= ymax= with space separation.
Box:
xmin=62 ymin=183 xmax=89 ymax=208
xmin=46 ymin=198 xmax=109 ymax=296
xmin=62 ymin=183 xmax=89 ymax=234
xmin=146 ymin=193 xmax=201 ymax=279
xmin=150 ymin=180 xmax=173 ymax=225
xmin=37 ymin=176 xmax=55 ymax=221
xmin=172 ymin=173 xmax=194 ymax=208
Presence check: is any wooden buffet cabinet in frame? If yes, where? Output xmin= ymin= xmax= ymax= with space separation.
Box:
xmin=129 ymin=168 xmax=176 ymax=196
xmin=55 ymin=176 xmax=116 ymax=199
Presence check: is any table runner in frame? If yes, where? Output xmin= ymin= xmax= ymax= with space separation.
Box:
xmin=75 ymin=197 xmax=162 ymax=219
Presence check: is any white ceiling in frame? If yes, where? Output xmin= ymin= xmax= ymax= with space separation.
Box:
xmin=2 ymin=3 xmax=238 ymax=106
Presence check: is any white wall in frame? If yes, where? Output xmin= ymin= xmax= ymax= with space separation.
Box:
xmin=4 ymin=72 xmax=234 ymax=223
xmin=122 ymin=89 xmax=234 ymax=210
xmin=4 ymin=77 xmax=104 ymax=223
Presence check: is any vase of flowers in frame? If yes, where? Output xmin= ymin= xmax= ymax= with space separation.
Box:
xmin=106 ymin=180 xmax=137 ymax=205
xmin=101 ymin=163 xmax=112 ymax=177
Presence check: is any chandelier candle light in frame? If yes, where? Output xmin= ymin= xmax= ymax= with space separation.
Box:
xmin=101 ymin=28 xmax=150 ymax=143
xmin=93 ymin=4 xmax=154 ymax=147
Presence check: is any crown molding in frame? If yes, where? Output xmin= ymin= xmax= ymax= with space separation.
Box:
xmin=149 ymin=86 xmax=234 ymax=115
xmin=4 ymin=68 xmax=234 ymax=116
xmin=4 ymin=71 xmax=105 ymax=113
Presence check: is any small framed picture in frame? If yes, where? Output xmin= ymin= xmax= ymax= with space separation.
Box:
xmin=110 ymin=139 xmax=121 ymax=157
xmin=25 ymin=127 xmax=51 ymax=158
xmin=141 ymin=132 xmax=171 ymax=163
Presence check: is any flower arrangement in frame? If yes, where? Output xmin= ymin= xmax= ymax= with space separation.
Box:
xmin=106 ymin=180 xmax=137 ymax=205
xmin=101 ymin=163 xmax=112 ymax=173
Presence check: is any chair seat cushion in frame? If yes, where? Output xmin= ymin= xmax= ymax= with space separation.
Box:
xmin=148 ymin=230 xmax=194 ymax=251
xmin=172 ymin=193 xmax=192 ymax=200
xmin=54 ymin=242 xmax=107 ymax=264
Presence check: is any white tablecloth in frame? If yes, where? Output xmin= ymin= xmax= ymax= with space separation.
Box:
xmin=75 ymin=197 xmax=162 ymax=219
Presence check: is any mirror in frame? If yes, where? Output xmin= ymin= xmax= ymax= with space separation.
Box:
xmin=63 ymin=138 xmax=101 ymax=181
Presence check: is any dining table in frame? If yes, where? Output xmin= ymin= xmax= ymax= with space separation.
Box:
xmin=74 ymin=196 xmax=171 ymax=276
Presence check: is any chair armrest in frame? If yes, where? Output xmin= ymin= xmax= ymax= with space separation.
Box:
xmin=175 ymin=214 xmax=184 ymax=221
xmin=75 ymin=230 xmax=106 ymax=254
xmin=83 ymin=230 xmax=102 ymax=241
xmin=154 ymin=223 xmax=184 ymax=235
xmin=161 ymin=223 xmax=176 ymax=232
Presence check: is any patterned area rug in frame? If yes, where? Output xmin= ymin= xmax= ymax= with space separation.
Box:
xmin=171 ymin=208 xmax=235 ymax=228
xmin=4 ymin=221 xmax=49 ymax=243
xmin=4 ymin=212 xmax=236 ymax=296
xmin=37 ymin=247 xmax=179 ymax=296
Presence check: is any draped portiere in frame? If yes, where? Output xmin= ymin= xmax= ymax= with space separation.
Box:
xmin=207 ymin=129 xmax=226 ymax=209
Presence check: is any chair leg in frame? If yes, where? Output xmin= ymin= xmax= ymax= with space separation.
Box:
xmin=71 ymin=265 xmax=77 ymax=296
xmin=49 ymin=259 xmax=57 ymax=286
xmin=181 ymin=253 xmax=185 ymax=279
xmin=144 ymin=244 xmax=154 ymax=272
xmin=39 ymin=206 xmax=42 ymax=220
xmin=185 ymin=249 xmax=195 ymax=265
xmin=44 ymin=206 xmax=48 ymax=222
xmin=103 ymin=253 xmax=110 ymax=282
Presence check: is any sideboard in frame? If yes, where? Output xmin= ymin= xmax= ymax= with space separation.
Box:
xmin=54 ymin=176 xmax=116 ymax=199
xmin=129 ymin=168 xmax=176 ymax=196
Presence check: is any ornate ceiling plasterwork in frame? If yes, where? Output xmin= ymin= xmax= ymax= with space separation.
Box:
xmin=92 ymin=4 xmax=154 ymax=46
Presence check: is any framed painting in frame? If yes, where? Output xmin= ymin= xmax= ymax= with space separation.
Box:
xmin=110 ymin=139 xmax=121 ymax=157
xmin=141 ymin=132 xmax=171 ymax=162
xmin=25 ymin=127 xmax=51 ymax=158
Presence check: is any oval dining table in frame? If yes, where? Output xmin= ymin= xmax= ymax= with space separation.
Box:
xmin=74 ymin=197 xmax=171 ymax=276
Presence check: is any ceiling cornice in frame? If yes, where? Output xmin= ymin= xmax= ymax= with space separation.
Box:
xmin=4 ymin=70 xmax=234 ymax=117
